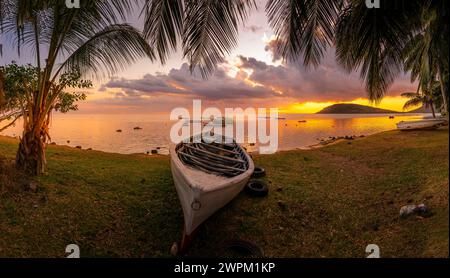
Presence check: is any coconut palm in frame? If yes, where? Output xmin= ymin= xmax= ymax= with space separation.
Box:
xmin=1 ymin=0 xmax=255 ymax=175
xmin=265 ymin=0 xmax=448 ymax=110
xmin=401 ymin=81 xmax=441 ymax=118
xmin=0 ymin=0 xmax=156 ymax=175
xmin=402 ymin=0 xmax=449 ymax=114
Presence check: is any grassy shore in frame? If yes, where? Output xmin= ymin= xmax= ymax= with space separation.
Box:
xmin=0 ymin=128 xmax=448 ymax=258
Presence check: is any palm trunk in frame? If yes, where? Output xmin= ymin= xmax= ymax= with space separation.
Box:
xmin=431 ymin=102 xmax=436 ymax=118
xmin=16 ymin=121 xmax=47 ymax=175
xmin=437 ymin=66 xmax=448 ymax=115
xmin=0 ymin=70 xmax=5 ymax=107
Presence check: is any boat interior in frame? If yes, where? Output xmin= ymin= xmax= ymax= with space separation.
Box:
xmin=176 ymin=137 xmax=250 ymax=177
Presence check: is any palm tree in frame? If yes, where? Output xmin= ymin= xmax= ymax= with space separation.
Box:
xmin=265 ymin=0 xmax=448 ymax=111
xmin=0 ymin=0 xmax=155 ymax=175
xmin=403 ymin=0 xmax=449 ymax=114
xmin=401 ymin=82 xmax=440 ymax=118
xmin=1 ymin=0 xmax=255 ymax=175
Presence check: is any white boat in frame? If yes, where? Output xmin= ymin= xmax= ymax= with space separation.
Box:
xmin=170 ymin=134 xmax=254 ymax=253
xmin=396 ymin=119 xmax=448 ymax=130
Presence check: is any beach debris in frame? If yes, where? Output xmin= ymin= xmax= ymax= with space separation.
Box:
xmin=151 ymin=149 xmax=158 ymax=154
xmin=67 ymin=140 xmax=70 ymax=144
xmin=87 ymin=148 xmax=93 ymax=151
xmin=249 ymin=143 xmax=256 ymax=147
xmin=298 ymin=120 xmax=307 ymax=123
xmin=76 ymin=146 xmax=82 ymax=149
xmin=389 ymin=116 xmax=395 ymax=119
xmin=116 ymin=129 xmax=122 ymax=133
xmin=399 ymin=204 xmax=430 ymax=218
xmin=134 ymin=127 xmax=143 ymax=130
xmin=252 ymin=166 xmax=266 ymax=178
xmin=245 ymin=180 xmax=269 ymax=197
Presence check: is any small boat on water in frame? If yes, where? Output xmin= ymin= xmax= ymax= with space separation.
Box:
xmin=170 ymin=134 xmax=254 ymax=253
xmin=396 ymin=118 xmax=448 ymax=130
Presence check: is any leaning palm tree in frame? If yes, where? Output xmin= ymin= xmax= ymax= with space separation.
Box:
xmin=403 ymin=0 xmax=449 ymax=114
xmin=401 ymin=82 xmax=440 ymax=118
xmin=0 ymin=0 xmax=155 ymax=175
xmin=1 ymin=0 xmax=255 ymax=175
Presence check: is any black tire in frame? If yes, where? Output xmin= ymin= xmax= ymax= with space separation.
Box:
xmin=245 ymin=179 xmax=269 ymax=197
xmin=223 ymin=240 xmax=264 ymax=258
xmin=252 ymin=166 xmax=266 ymax=178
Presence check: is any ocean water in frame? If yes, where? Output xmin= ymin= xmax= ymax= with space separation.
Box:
xmin=1 ymin=113 xmax=432 ymax=155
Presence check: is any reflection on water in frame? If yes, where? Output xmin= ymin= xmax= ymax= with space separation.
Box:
xmin=1 ymin=113 xmax=432 ymax=154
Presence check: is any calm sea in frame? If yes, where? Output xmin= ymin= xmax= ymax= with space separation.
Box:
xmin=1 ymin=113 xmax=432 ymax=155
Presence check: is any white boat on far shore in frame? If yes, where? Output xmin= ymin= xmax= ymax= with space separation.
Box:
xmin=396 ymin=118 xmax=448 ymax=131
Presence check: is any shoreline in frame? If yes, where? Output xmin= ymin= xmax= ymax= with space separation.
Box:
xmin=0 ymin=130 xmax=385 ymax=156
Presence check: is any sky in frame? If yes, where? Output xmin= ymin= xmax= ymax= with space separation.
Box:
xmin=0 ymin=0 xmax=418 ymax=115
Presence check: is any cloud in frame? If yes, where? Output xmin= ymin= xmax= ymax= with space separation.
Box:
xmin=103 ymin=63 xmax=277 ymax=100
xmin=98 ymin=39 xmax=416 ymax=111
xmin=260 ymin=38 xmax=416 ymax=101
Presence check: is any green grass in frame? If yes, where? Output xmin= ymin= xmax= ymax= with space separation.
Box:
xmin=0 ymin=128 xmax=448 ymax=258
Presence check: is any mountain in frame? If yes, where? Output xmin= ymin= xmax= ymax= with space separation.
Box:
xmin=407 ymin=106 xmax=433 ymax=113
xmin=317 ymin=104 xmax=398 ymax=114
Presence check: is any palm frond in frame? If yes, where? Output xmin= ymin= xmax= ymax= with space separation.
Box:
xmin=142 ymin=0 xmax=184 ymax=64
xmin=335 ymin=0 xmax=422 ymax=102
xmin=57 ymin=24 xmax=155 ymax=80
xmin=403 ymin=98 xmax=423 ymax=110
xmin=182 ymin=0 xmax=255 ymax=77
xmin=266 ymin=0 xmax=342 ymax=67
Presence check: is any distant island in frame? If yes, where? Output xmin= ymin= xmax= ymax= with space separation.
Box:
xmin=317 ymin=104 xmax=398 ymax=114
xmin=316 ymin=103 xmax=433 ymax=114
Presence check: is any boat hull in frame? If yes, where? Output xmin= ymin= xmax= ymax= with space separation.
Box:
xmin=170 ymin=142 xmax=254 ymax=235
xmin=396 ymin=119 xmax=448 ymax=130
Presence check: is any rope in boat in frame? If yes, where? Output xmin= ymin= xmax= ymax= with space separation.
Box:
xmin=177 ymin=140 xmax=249 ymax=177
